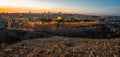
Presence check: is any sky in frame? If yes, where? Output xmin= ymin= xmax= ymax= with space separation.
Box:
xmin=0 ymin=0 xmax=120 ymax=15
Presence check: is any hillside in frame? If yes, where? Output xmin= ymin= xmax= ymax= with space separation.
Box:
xmin=0 ymin=36 xmax=120 ymax=57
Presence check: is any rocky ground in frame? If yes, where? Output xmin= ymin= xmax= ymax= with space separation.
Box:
xmin=0 ymin=36 xmax=120 ymax=57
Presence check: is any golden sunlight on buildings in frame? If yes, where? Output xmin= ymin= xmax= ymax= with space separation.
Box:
xmin=27 ymin=20 xmax=99 ymax=28
xmin=57 ymin=16 xmax=62 ymax=20
xmin=28 ymin=22 xmax=35 ymax=28
xmin=28 ymin=21 xmax=42 ymax=28
xmin=59 ymin=21 xmax=99 ymax=25
xmin=37 ymin=20 xmax=99 ymax=25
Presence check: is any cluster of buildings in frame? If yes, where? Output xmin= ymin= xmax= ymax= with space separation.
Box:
xmin=0 ymin=12 xmax=101 ymax=29
xmin=0 ymin=12 xmax=120 ymax=38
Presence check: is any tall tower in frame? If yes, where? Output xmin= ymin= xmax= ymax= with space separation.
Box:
xmin=28 ymin=11 xmax=32 ymax=22
xmin=29 ymin=11 xmax=31 ymax=18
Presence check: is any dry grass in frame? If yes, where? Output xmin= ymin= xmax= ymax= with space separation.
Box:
xmin=0 ymin=36 xmax=120 ymax=57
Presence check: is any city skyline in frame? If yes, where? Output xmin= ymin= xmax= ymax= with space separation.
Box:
xmin=0 ymin=0 xmax=120 ymax=15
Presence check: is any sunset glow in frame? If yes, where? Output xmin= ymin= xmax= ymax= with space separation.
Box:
xmin=0 ymin=0 xmax=120 ymax=15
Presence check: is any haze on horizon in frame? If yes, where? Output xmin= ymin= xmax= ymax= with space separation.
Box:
xmin=0 ymin=0 xmax=120 ymax=15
